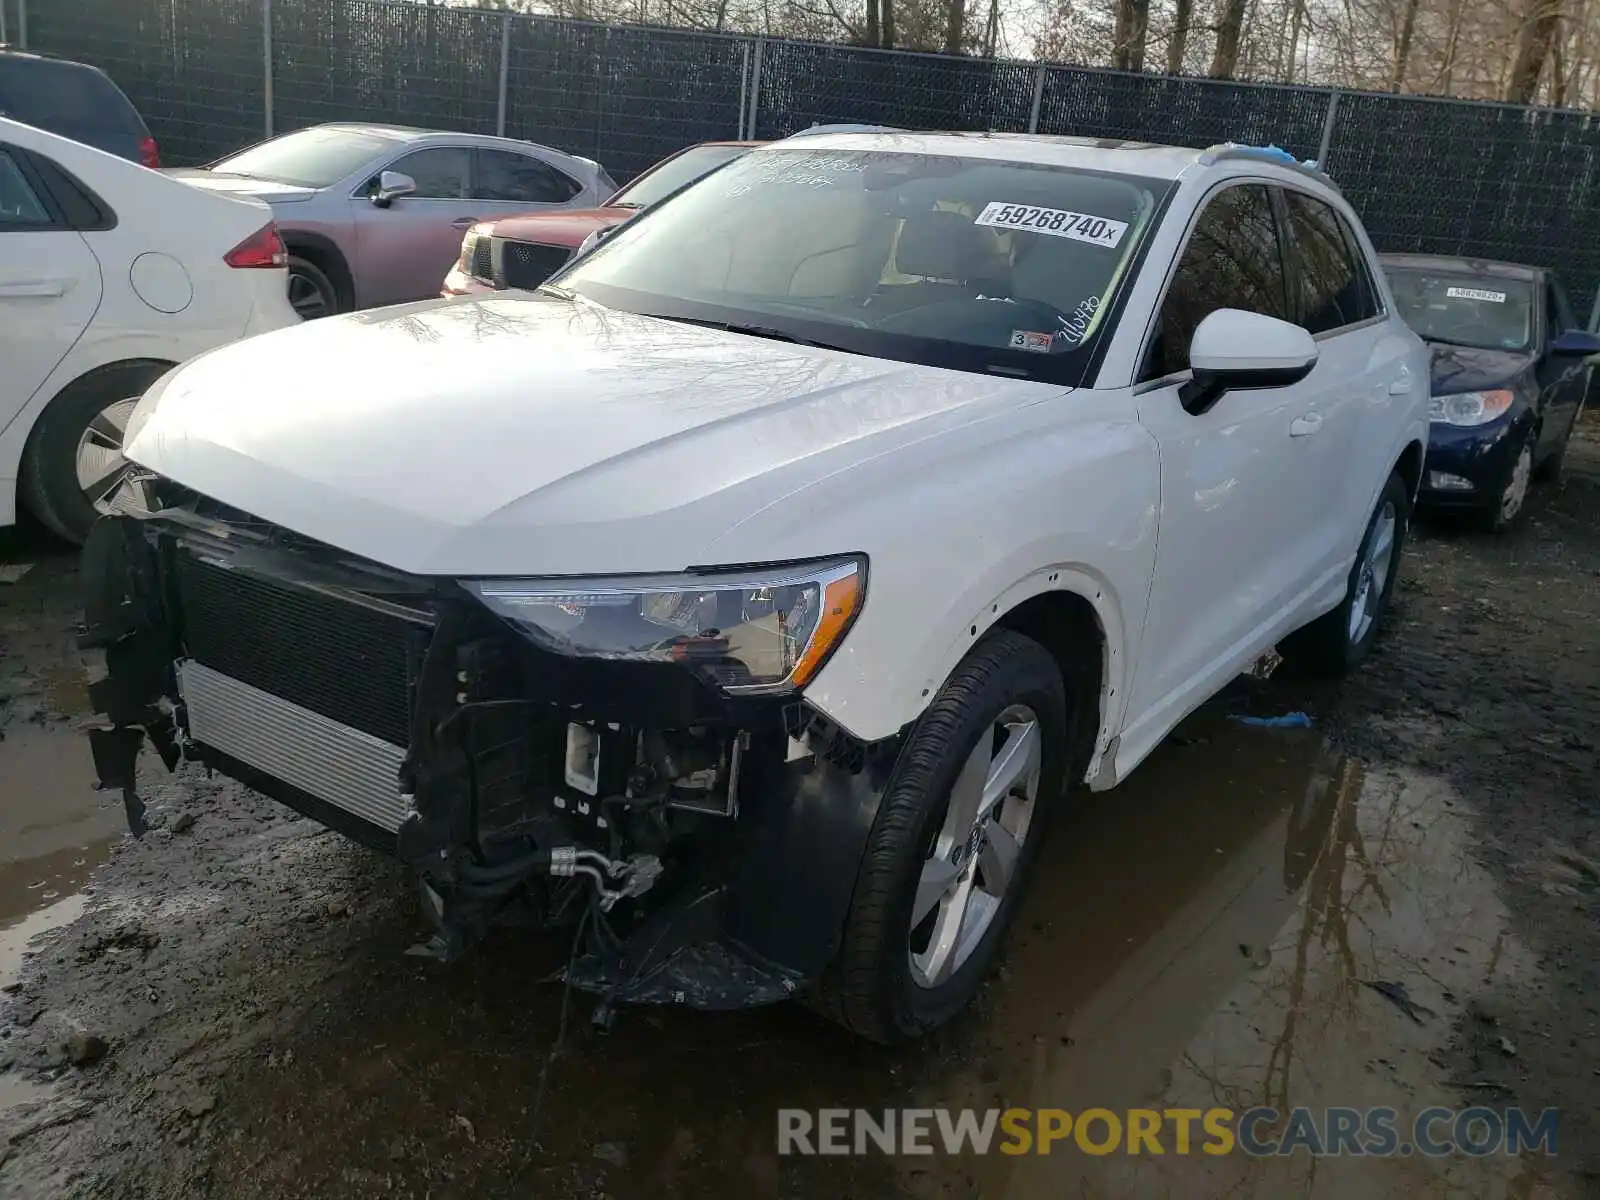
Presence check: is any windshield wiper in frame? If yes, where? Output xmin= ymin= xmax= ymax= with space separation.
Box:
xmin=648 ymin=314 xmax=839 ymax=349
xmin=535 ymin=283 xmax=576 ymax=301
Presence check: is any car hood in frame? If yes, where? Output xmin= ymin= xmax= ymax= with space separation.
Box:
xmin=489 ymin=207 xmax=634 ymax=246
xmin=1427 ymin=341 xmax=1533 ymax=394
xmin=123 ymin=295 xmax=1049 ymax=576
xmin=164 ymin=168 xmax=318 ymax=204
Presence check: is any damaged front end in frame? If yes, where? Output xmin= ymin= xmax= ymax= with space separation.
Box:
xmin=78 ymin=484 xmax=905 ymax=1014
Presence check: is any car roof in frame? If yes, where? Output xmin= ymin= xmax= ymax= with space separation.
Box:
xmin=0 ymin=47 xmax=110 ymax=75
xmin=755 ymin=130 xmax=1234 ymax=181
xmin=1378 ymin=252 xmax=1543 ymax=281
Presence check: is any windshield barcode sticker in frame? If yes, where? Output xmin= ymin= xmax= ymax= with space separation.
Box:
xmin=975 ymin=202 xmax=1128 ymax=247
xmin=1446 ymin=286 xmax=1507 ymax=303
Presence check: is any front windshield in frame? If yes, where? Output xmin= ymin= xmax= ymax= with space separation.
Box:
xmin=555 ymin=147 xmax=1168 ymax=382
xmin=211 ymin=127 xmax=397 ymax=188
xmin=608 ymin=144 xmax=750 ymax=209
xmin=1386 ymin=268 xmax=1534 ymax=352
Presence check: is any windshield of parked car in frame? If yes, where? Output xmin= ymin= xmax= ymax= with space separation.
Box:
xmin=210 ymin=127 xmax=398 ymax=188
xmin=1385 ymin=268 xmax=1534 ymax=352
xmin=553 ymin=146 xmax=1168 ymax=383
xmin=608 ymin=144 xmax=750 ymax=209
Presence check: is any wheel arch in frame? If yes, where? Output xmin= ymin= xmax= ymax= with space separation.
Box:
xmin=14 ymin=356 xmax=177 ymax=537
xmin=282 ymin=230 xmax=354 ymax=310
xmin=1394 ymin=437 xmax=1425 ymax=504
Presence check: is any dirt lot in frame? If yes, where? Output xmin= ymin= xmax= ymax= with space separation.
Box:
xmin=1 ymin=418 xmax=1597 ymax=1199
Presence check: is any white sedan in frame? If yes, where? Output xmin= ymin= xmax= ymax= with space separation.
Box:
xmin=84 ymin=132 xmax=1429 ymax=1043
xmin=0 ymin=116 xmax=295 ymax=543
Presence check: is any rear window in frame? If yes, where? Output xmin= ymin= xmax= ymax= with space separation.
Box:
xmin=0 ymin=59 xmax=144 ymax=133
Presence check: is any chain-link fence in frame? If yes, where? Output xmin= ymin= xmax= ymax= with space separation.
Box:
xmin=14 ymin=0 xmax=1600 ymax=307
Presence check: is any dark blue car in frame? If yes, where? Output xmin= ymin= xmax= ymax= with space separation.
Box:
xmin=0 ymin=49 xmax=158 ymax=167
xmin=1381 ymin=254 xmax=1600 ymax=531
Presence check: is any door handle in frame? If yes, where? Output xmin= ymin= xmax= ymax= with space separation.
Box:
xmin=1289 ymin=412 xmax=1324 ymax=438
xmin=0 ymin=278 xmax=69 ymax=298
xmin=449 ymin=217 xmax=478 ymax=230
xmin=1388 ymin=377 xmax=1412 ymax=395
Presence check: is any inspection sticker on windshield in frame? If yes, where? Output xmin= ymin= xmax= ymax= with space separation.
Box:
xmin=975 ymin=202 xmax=1128 ymax=247
xmin=1446 ymin=286 xmax=1507 ymax=303
xmin=1009 ymin=330 xmax=1055 ymax=353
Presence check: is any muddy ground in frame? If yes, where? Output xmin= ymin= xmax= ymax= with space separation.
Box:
xmin=1 ymin=419 xmax=1597 ymax=1199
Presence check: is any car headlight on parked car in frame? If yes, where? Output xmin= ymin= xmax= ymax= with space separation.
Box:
xmin=1429 ymin=389 xmax=1514 ymax=426
xmin=462 ymin=556 xmax=866 ymax=694
xmin=456 ymin=223 xmax=496 ymax=284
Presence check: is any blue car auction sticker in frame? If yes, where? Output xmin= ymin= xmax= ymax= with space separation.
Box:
xmin=975 ymin=202 xmax=1129 ymax=248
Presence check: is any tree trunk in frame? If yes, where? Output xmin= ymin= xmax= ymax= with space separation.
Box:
xmin=1210 ymin=0 xmax=1248 ymax=77
xmin=1167 ymin=0 xmax=1193 ymax=72
xmin=982 ymin=0 xmax=1000 ymax=57
xmin=1506 ymin=0 xmax=1563 ymax=103
xmin=1434 ymin=0 xmax=1465 ymax=92
xmin=1285 ymin=0 xmax=1305 ymax=82
xmin=1390 ymin=0 xmax=1421 ymax=90
xmin=882 ymin=0 xmax=896 ymax=47
xmin=942 ymin=0 xmax=966 ymax=53
xmin=866 ymin=0 xmax=880 ymax=45
xmin=1112 ymin=0 xmax=1150 ymax=69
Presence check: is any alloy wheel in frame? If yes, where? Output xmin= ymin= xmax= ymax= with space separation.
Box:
xmin=1501 ymin=440 xmax=1534 ymax=522
xmin=288 ymin=269 xmax=334 ymax=320
xmin=908 ymin=704 xmax=1042 ymax=989
xmin=1347 ymin=500 xmax=1397 ymax=645
xmin=74 ymin=397 xmax=141 ymax=515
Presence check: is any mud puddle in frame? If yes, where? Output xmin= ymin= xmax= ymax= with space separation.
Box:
xmin=164 ymin=711 xmax=1549 ymax=1200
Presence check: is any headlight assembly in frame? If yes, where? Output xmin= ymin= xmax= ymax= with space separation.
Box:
xmin=462 ymin=556 xmax=865 ymax=694
xmin=1429 ymin=389 xmax=1514 ymax=426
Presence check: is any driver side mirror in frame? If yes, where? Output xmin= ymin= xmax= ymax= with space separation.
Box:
xmin=1179 ymin=309 xmax=1319 ymax=416
xmin=1550 ymin=328 xmax=1600 ymax=357
xmin=370 ymin=170 xmax=416 ymax=208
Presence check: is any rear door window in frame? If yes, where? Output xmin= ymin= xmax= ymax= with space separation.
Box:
xmin=473 ymin=149 xmax=581 ymax=204
xmin=1281 ymin=190 xmax=1380 ymax=334
xmin=0 ymin=149 xmax=53 ymax=226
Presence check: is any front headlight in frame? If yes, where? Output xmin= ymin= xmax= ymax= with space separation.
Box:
xmin=462 ymin=556 xmax=865 ymax=695
xmin=1429 ymin=389 xmax=1514 ymax=426
xmin=456 ymin=223 xmax=495 ymax=282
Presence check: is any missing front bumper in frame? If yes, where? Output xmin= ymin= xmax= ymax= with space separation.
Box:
xmin=79 ymin=505 xmax=908 ymax=1011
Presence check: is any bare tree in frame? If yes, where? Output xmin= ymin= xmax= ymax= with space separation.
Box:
xmin=1506 ymin=0 xmax=1564 ymax=100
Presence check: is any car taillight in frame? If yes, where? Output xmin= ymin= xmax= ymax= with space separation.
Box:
xmin=224 ymin=222 xmax=287 ymax=269
xmin=139 ymin=136 xmax=160 ymax=169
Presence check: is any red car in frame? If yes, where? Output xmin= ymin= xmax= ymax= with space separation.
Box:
xmin=442 ymin=140 xmax=760 ymax=296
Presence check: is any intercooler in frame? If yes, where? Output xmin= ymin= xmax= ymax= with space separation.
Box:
xmin=172 ymin=551 xmax=434 ymax=834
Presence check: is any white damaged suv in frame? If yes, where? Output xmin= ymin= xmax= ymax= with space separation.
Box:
xmin=81 ymin=132 xmax=1429 ymax=1043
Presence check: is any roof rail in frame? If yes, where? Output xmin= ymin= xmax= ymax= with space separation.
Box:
xmin=1198 ymin=142 xmax=1340 ymax=190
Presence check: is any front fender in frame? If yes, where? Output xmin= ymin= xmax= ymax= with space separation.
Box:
xmin=780 ymin=394 xmax=1162 ymax=747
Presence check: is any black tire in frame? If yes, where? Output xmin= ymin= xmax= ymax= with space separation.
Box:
xmin=20 ymin=360 xmax=171 ymax=546
xmin=817 ymin=629 xmax=1069 ymax=1044
xmin=1285 ymin=470 xmax=1410 ymax=678
xmin=287 ymin=254 xmax=342 ymax=320
xmin=1474 ymin=426 xmax=1537 ymax=533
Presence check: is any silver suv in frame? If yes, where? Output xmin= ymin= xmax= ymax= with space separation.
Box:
xmin=171 ymin=122 xmax=615 ymax=318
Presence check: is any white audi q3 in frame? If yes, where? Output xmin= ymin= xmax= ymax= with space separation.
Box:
xmin=82 ymin=131 xmax=1429 ymax=1043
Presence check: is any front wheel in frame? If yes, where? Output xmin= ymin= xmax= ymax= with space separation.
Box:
xmin=1285 ymin=470 xmax=1409 ymax=678
xmin=818 ymin=630 xmax=1069 ymax=1044
xmin=287 ymin=255 xmax=341 ymax=320
xmin=1475 ymin=428 xmax=1535 ymax=532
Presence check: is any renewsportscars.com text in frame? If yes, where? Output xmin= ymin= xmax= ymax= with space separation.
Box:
xmin=777 ymin=1106 xmax=1560 ymax=1158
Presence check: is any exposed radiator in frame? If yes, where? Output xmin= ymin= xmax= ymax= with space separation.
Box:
xmin=179 ymin=659 xmax=412 ymax=832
